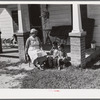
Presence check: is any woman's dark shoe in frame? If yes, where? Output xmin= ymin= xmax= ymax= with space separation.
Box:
xmin=36 ymin=64 xmax=44 ymax=71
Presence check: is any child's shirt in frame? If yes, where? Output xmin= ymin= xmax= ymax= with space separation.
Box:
xmin=58 ymin=49 xmax=67 ymax=59
xmin=50 ymin=48 xmax=59 ymax=58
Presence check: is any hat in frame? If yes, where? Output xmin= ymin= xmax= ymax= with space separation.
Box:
xmin=30 ymin=28 xmax=37 ymax=34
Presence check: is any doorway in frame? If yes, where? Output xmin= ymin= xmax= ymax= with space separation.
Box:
xmin=28 ymin=4 xmax=43 ymax=42
xmin=80 ymin=5 xmax=95 ymax=49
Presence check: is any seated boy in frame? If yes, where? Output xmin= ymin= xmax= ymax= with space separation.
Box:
xmin=57 ymin=44 xmax=70 ymax=70
xmin=47 ymin=41 xmax=59 ymax=68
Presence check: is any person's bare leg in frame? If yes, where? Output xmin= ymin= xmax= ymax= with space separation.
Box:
xmin=58 ymin=58 xmax=61 ymax=70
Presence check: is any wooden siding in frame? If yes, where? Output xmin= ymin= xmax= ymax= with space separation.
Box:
xmin=0 ymin=8 xmax=14 ymax=39
xmin=41 ymin=5 xmax=71 ymax=44
xmin=49 ymin=5 xmax=71 ymax=27
xmin=87 ymin=5 xmax=100 ymax=46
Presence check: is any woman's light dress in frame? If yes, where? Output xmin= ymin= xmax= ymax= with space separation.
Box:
xmin=28 ymin=36 xmax=47 ymax=63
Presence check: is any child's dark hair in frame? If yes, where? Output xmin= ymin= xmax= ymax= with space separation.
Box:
xmin=60 ymin=44 xmax=64 ymax=49
xmin=53 ymin=41 xmax=58 ymax=46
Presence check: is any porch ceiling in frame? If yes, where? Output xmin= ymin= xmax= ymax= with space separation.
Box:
xmin=0 ymin=5 xmax=8 ymax=8
xmin=0 ymin=5 xmax=17 ymax=11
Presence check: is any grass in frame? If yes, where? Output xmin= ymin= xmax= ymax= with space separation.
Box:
xmin=1 ymin=56 xmax=100 ymax=88
xmin=21 ymin=66 xmax=100 ymax=89
xmin=0 ymin=60 xmax=22 ymax=69
xmin=21 ymin=56 xmax=100 ymax=89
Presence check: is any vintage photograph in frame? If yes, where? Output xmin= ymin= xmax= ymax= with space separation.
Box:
xmin=0 ymin=3 xmax=100 ymax=89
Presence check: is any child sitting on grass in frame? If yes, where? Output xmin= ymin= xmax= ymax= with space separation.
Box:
xmin=47 ymin=41 xmax=59 ymax=68
xmin=57 ymin=44 xmax=70 ymax=70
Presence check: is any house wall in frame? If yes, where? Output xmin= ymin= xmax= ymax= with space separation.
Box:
xmin=87 ymin=5 xmax=100 ymax=46
xmin=0 ymin=8 xmax=14 ymax=39
xmin=41 ymin=5 xmax=72 ymax=44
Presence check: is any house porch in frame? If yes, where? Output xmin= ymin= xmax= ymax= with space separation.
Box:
xmin=1 ymin=4 xmax=100 ymax=67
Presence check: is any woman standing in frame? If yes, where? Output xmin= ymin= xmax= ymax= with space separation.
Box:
xmin=25 ymin=28 xmax=46 ymax=70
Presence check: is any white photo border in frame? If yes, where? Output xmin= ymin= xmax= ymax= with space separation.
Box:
xmin=0 ymin=1 xmax=100 ymax=99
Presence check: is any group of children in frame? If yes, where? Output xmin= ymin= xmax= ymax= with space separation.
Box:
xmin=34 ymin=41 xmax=70 ymax=70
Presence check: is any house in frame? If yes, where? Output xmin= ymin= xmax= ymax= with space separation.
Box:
xmin=0 ymin=4 xmax=100 ymax=67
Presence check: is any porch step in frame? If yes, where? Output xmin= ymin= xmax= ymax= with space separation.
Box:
xmin=0 ymin=54 xmax=19 ymax=58
xmin=0 ymin=48 xmax=19 ymax=58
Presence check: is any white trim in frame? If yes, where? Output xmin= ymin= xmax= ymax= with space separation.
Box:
xmin=0 ymin=1 xmax=100 ymax=4
xmin=17 ymin=4 xmax=24 ymax=33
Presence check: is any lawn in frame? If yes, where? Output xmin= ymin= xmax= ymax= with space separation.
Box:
xmin=0 ymin=56 xmax=100 ymax=88
xmin=22 ymin=66 xmax=100 ymax=89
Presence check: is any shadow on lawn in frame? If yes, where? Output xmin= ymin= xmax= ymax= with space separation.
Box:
xmin=0 ymin=61 xmax=21 ymax=69
xmin=85 ymin=56 xmax=100 ymax=70
xmin=0 ymin=60 xmax=72 ymax=88
xmin=0 ymin=59 xmax=72 ymax=89
xmin=0 ymin=59 xmax=98 ymax=89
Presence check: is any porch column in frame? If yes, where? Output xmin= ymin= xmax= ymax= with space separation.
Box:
xmin=17 ymin=4 xmax=30 ymax=61
xmin=69 ymin=4 xmax=86 ymax=67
